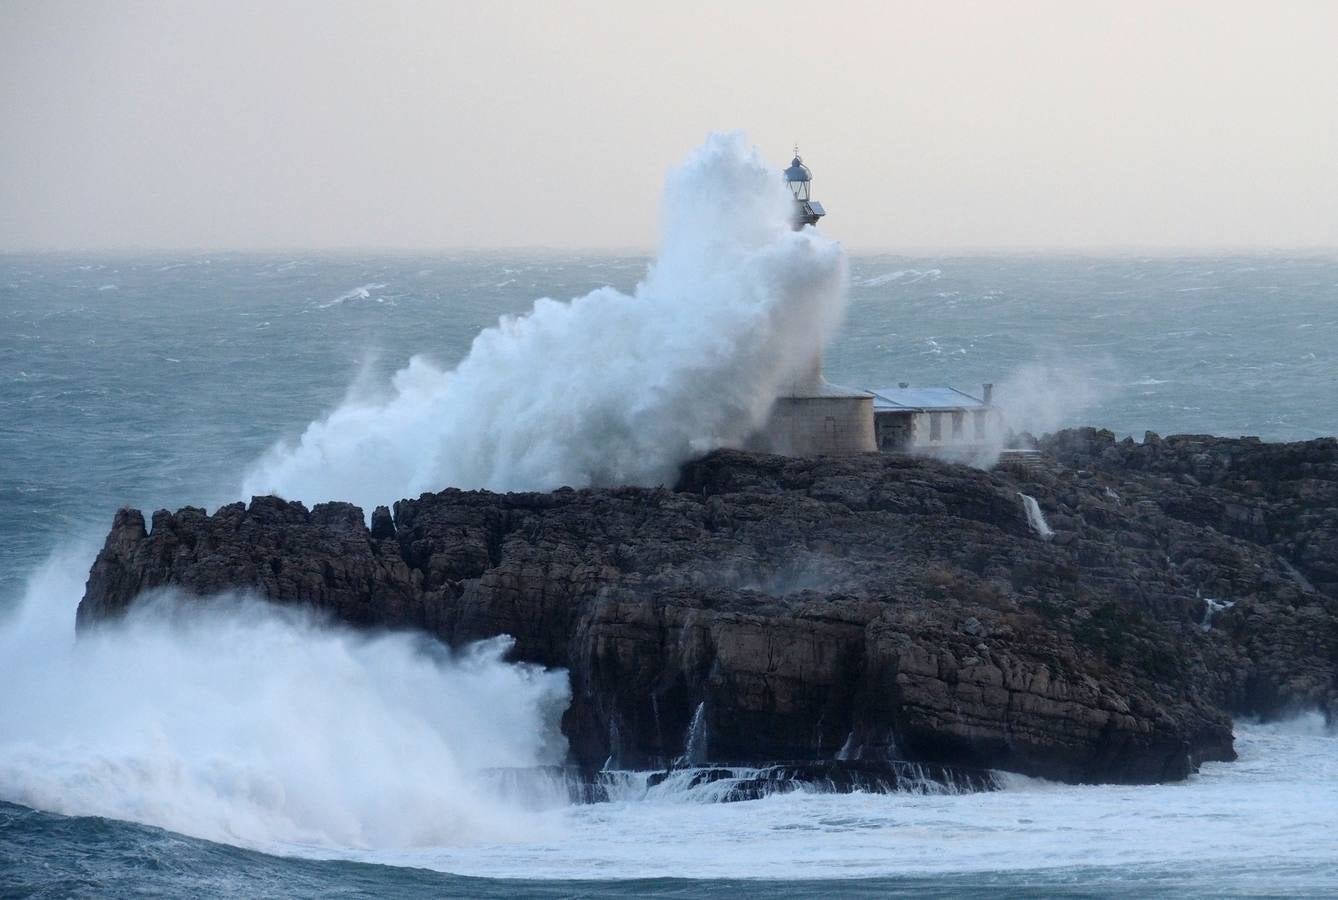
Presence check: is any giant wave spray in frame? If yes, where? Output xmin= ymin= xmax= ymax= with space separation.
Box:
xmin=242 ymin=133 xmax=848 ymax=508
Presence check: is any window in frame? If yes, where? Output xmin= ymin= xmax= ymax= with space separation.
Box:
xmin=929 ymin=412 xmax=942 ymax=441
xmin=951 ymin=411 xmax=964 ymax=439
xmin=824 ymin=416 xmax=836 ymax=434
xmin=974 ymin=410 xmax=986 ymax=439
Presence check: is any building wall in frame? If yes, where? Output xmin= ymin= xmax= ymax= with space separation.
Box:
xmin=873 ymin=408 xmax=1001 ymax=454
xmin=914 ymin=409 xmax=998 ymax=448
xmin=874 ymin=411 xmax=915 ymax=451
xmin=756 ymin=395 xmax=876 ymax=456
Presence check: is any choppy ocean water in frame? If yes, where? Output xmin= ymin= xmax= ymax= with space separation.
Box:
xmin=2 ymin=253 xmax=1337 ymax=897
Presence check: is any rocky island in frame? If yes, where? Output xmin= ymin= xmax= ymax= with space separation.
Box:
xmin=78 ymin=428 xmax=1338 ymax=790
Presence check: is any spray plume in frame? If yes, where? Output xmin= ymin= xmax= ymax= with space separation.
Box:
xmin=242 ymin=133 xmax=848 ymax=509
xmin=0 ymin=546 xmax=570 ymax=850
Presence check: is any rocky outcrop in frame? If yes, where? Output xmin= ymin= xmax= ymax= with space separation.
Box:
xmin=1042 ymin=428 xmax=1338 ymax=595
xmin=79 ymin=437 xmax=1338 ymax=785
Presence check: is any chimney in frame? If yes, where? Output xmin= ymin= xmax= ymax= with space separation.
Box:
xmin=982 ymin=383 xmax=994 ymax=404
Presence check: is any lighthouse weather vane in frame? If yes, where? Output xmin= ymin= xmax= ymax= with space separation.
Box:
xmin=783 ymin=146 xmax=826 ymax=230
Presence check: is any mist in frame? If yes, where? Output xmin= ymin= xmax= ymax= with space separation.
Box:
xmin=3 ymin=1 xmax=1336 ymax=252
xmin=923 ymin=359 xmax=1112 ymax=468
xmin=0 ymin=544 xmax=570 ymax=850
xmin=241 ymin=132 xmax=846 ymax=506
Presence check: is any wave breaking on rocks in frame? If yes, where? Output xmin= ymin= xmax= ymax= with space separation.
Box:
xmin=79 ymin=430 xmax=1338 ymax=788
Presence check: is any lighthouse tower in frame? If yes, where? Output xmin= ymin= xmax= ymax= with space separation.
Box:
xmin=783 ymin=147 xmax=826 ymax=229
xmin=750 ymin=147 xmax=877 ymax=457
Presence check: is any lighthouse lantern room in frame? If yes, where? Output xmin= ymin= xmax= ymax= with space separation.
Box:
xmin=783 ymin=146 xmax=826 ymax=229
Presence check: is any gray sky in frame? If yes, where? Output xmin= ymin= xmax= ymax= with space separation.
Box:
xmin=3 ymin=0 xmax=1336 ymax=251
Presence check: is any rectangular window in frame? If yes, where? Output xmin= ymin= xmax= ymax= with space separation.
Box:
xmin=929 ymin=412 xmax=942 ymax=441
xmin=951 ymin=411 xmax=964 ymax=439
xmin=824 ymin=416 xmax=836 ymax=434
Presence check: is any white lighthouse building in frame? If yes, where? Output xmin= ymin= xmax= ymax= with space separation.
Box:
xmin=752 ymin=148 xmax=878 ymax=457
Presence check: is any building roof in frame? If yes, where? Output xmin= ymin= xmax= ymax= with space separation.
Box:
xmin=868 ymin=386 xmax=987 ymax=412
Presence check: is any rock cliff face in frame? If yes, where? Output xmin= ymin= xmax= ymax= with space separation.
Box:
xmin=1042 ymin=428 xmax=1338 ymax=597
xmin=79 ymin=432 xmax=1338 ymax=785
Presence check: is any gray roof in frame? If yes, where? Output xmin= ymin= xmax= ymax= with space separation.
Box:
xmin=868 ymin=386 xmax=987 ymax=412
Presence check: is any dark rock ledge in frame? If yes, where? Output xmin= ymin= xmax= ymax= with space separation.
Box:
xmin=78 ymin=429 xmax=1338 ymax=787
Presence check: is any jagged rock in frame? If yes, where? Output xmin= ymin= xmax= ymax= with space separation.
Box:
xmin=370 ymin=505 xmax=396 ymax=540
xmin=1042 ymin=428 xmax=1338 ymax=595
xmin=78 ymin=438 xmax=1338 ymax=785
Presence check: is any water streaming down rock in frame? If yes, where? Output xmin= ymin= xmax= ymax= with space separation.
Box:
xmin=1200 ymin=598 xmax=1236 ymax=633
xmin=650 ymin=695 xmax=665 ymax=753
xmin=9 ymin=249 xmax=1338 ymax=891
xmin=478 ymin=766 xmax=646 ymax=808
xmin=836 ymin=731 xmax=858 ymax=761
xmin=1278 ymin=557 xmax=1317 ymax=594
xmin=681 ymin=701 xmax=708 ymax=766
xmin=1018 ymin=492 xmax=1054 ymax=539
xmin=603 ymin=718 xmax=623 ymax=770
xmin=98 ymin=442 xmax=1338 ymax=785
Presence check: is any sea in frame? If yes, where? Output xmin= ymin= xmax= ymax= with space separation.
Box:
xmin=2 ymin=252 xmax=1337 ymax=897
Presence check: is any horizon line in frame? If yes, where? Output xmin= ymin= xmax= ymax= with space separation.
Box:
xmin=3 ymin=244 xmax=1337 ymax=259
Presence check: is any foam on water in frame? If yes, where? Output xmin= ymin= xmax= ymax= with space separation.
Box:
xmin=345 ymin=717 xmax=1338 ymax=882
xmin=0 ymin=546 xmax=570 ymax=852
xmin=318 ymin=282 xmax=388 ymax=309
xmin=4 ymin=150 xmax=1338 ymax=894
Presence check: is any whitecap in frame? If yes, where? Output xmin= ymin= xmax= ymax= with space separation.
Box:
xmin=859 ymin=268 xmax=942 ymax=287
xmin=318 ymin=283 xmax=389 ymax=309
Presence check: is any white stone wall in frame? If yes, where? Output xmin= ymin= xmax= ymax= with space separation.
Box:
xmin=905 ymin=408 xmax=1001 ymax=452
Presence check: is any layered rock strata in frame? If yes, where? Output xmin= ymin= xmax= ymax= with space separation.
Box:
xmin=79 ymin=433 xmax=1338 ymax=785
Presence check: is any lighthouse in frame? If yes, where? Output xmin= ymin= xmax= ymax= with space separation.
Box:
xmin=783 ymin=147 xmax=826 ymax=229
xmin=748 ymin=147 xmax=877 ymax=457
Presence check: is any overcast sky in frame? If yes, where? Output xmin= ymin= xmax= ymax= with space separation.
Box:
xmin=3 ymin=1 xmax=1336 ymax=251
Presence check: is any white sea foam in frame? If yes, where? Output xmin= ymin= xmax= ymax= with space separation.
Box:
xmin=0 ymin=546 xmax=570 ymax=851
xmin=6 ymin=152 xmax=1338 ymax=892
xmin=348 ymin=717 xmax=1338 ymax=881
xmin=5 ymin=543 xmax=1335 ymax=885
xmin=242 ymin=133 xmax=848 ymax=510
